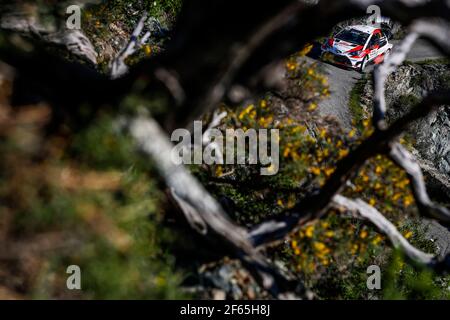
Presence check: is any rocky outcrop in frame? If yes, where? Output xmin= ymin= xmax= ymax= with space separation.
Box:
xmin=360 ymin=62 xmax=450 ymax=200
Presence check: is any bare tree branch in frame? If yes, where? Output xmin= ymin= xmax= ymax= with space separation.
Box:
xmin=373 ymin=32 xmax=419 ymax=129
xmin=128 ymin=115 xmax=296 ymax=298
xmin=0 ymin=10 xmax=98 ymax=65
xmin=110 ymin=13 xmax=149 ymax=79
xmin=333 ymin=195 xmax=434 ymax=265
xmin=333 ymin=195 xmax=450 ymax=272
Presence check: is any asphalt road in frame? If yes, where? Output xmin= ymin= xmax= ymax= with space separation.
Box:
xmin=311 ymin=39 xmax=450 ymax=256
xmin=313 ymin=57 xmax=360 ymax=129
xmin=314 ymin=39 xmax=444 ymax=129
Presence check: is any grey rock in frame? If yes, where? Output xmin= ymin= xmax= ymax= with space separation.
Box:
xmin=362 ymin=63 xmax=450 ymax=195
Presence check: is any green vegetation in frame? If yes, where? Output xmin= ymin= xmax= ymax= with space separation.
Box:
xmin=85 ymin=0 xmax=182 ymax=30
xmin=348 ymin=75 xmax=369 ymax=131
xmin=0 ymin=93 xmax=186 ymax=299
xmin=82 ymin=0 xmax=182 ymax=68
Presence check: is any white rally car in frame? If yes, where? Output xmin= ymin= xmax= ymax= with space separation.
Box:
xmin=321 ymin=25 xmax=393 ymax=72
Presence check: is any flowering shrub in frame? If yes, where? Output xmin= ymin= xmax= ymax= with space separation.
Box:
xmin=194 ymin=47 xmax=450 ymax=298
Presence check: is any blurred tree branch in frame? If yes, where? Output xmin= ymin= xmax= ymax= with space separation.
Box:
xmin=1 ymin=0 xmax=450 ymax=298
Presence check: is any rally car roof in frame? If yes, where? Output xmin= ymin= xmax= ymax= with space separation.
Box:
xmin=345 ymin=25 xmax=379 ymax=34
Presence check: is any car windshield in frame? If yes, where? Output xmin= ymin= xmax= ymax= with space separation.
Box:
xmin=336 ymin=29 xmax=369 ymax=45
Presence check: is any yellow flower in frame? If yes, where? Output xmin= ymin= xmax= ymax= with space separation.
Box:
xmin=260 ymin=99 xmax=267 ymax=108
xmin=305 ymin=225 xmax=315 ymax=238
xmin=310 ymin=167 xmax=321 ymax=176
xmin=308 ymin=103 xmax=318 ymax=111
xmin=293 ymin=125 xmax=307 ymax=134
xmin=360 ymin=230 xmax=368 ymax=239
xmin=244 ymin=104 xmax=254 ymax=113
xmin=403 ymin=196 xmax=413 ymax=207
xmin=314 ymin=242 xmax=326 ymax=251
xmin=215 ymin=165 xmax=223 ymax=177
xmin=369 ymin=198 xmax=376 ymax=206
xmin=325 ymin=168 xmax=335 ymax=177
xmin=144 ymin=44 xmax=152 ymax=56
xmin=372 ymin=235 xmax=383 ymax=245
xmin=286 ymin=61 xmax=297 ymax=71
xmin=348 ymin=129 xmax=356 ymax=138
xmin=404 ymin=231 xmax=413 ymax=239
xmin=338 ymin=149 xmax=349 ymax=158
xmin=392 ymin=193 xmax=401 ymax=201
xmin=324 ymin=230 xmax=334 ymax=238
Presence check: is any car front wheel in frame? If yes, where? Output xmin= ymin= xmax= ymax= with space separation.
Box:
xmin=359 ymin=56 xmax=368 ymax=72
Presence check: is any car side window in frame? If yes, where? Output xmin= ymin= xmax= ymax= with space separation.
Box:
xmin=369 ymin=33 xmax=381 ymax=48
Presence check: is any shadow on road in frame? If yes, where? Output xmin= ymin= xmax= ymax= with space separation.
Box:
xmin=306 ymin=41 xmax=361 ymax=73
xmin=307 ymin=40 xmax=383 ymax=74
